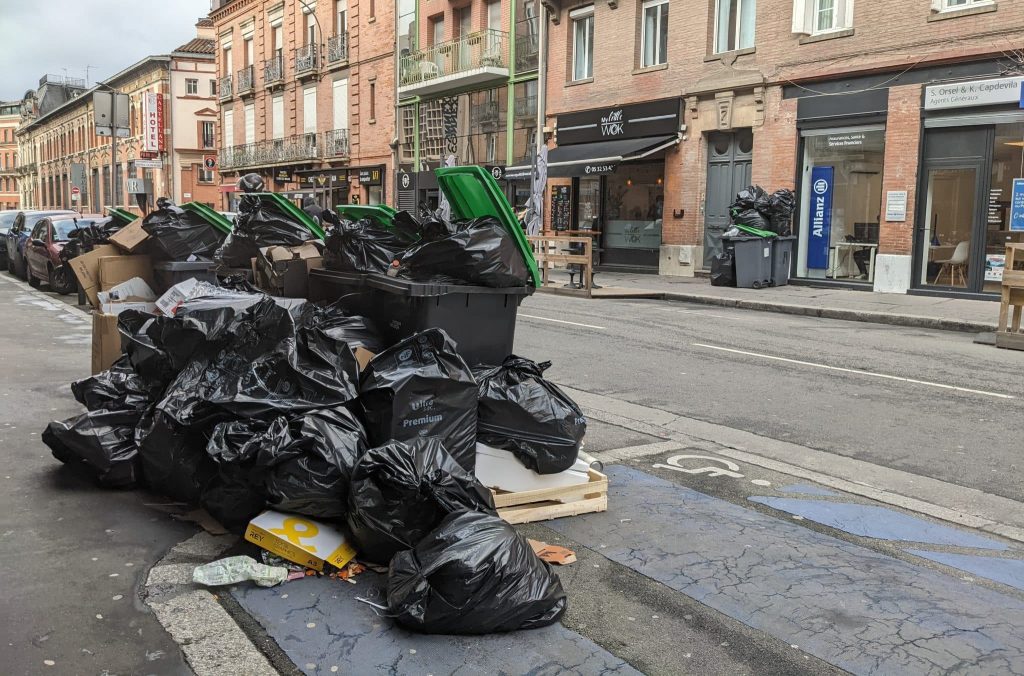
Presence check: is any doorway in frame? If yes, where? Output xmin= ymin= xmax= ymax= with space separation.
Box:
xmin=704 ymin=129 xmax=753 ymax=267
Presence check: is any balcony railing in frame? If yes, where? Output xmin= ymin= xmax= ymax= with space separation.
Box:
xmin=236 ymin=65 xmax=255 ymax=95
xmin=472 ymin=101 xmax=500 ymax=128
xmin=515 ymin=28 xmax=539 ymax=72
xmin=295 ymin=44 xmax=318 ymax=78
xmin=514 ymin=95 xmax=537 ymax=120
xmin=324 ymin=129 xmax=350 ymax=158
xmin=218 ymin=74 xmax=233 ymax=100
xmin=264 ymin=55 xmax=284 ymax=85
xmin=327 ymin=33 xmax=349 ymax=64
xmin=399 ymin=29 xmax=509 ymax=95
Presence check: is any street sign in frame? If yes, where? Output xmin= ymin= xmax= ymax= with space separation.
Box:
xmin=71 ymin=186 xmax=81 ymax=202
xmin=140 ymin=151 xmax=158 ymax=160
xmin=126 ymin=178 xmax=146 ymax=194
xmin=135 ymin=159 xmax=163 ymax=169
xmin=203 ymin=155 xmax=217 ymax=170
xmin=93 ymin=91 xmax=130 ymax=138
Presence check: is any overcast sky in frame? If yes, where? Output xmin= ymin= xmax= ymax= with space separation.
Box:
xmin=0 ymin=0 xmax=211 ymax=102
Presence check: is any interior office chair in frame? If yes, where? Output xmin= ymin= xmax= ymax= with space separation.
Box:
xmin=935 ymin=241 xmax=970 ymax=286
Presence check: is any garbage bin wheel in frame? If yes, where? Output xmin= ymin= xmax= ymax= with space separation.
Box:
xmin=752 ymin=281 xmax=763 ymax=290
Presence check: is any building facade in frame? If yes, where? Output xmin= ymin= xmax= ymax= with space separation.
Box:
xmin=0 ymin=102 xmax=20 ymax=210
xmin=211 ymin=0 xmax=395 ymax=210
xmin=538 ymin=0 xmax=1024 ymax=298
xmin=16 ymin=22 xmax=218 ymax=213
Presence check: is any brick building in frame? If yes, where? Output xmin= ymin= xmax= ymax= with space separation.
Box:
xmin=538 ymin=0 xmax=1024 ymax=298
xmin=0 ymin=101 xmax=20 ymax=210
xmin=16 ymin=22 xmax=219 ymax=213
xmin=211 ymin=0 xmax=394 ymax=210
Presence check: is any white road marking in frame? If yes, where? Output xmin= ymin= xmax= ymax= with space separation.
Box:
xmin=652 ymin=306 xmax=741 ymax=320
xmin=693 ymin=343 xmax=1015 ymax=400
xmin=519 ymin=313 xmax=606 ymax=330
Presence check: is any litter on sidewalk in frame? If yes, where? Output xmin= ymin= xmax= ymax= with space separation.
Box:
xmin=192 ymin=555 xmax=288 ymax=588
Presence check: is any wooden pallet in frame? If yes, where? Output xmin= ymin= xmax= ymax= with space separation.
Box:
xmin=493 ymin=469 xmax=609 ymax=524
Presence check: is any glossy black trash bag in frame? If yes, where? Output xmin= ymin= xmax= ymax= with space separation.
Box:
xmin=43 ymin=408 xmax=145 ymax=489
xmin=359 ymin=329 xmax=478 ymax=472
xmin=397 ymin=217 xmax=529 ymax=288
xmin=766 ymin=189 xmax=796 ymax=236
xmin=346 ymin=439 xmax=496 ymax=565
xmin=388 ymin=511 xmax=568 ymax=634
xmin=323 ymin=219 xmax=409 ymax=274
xmin=474 ymin=356 xmax=586 ymax=474
xmin=216 ymin=194 xmax=314 ymax=268
xmin=136 ymin=409 xmax=217 ymax=504
xmin=71 ymin=355 xmax=150 ymax=412
xmin=297 ymin=300 xmax=382 ymax=357
xmin=710 ymin=252 xmax=736 ymax=287
xmin=141 ymin=205 xmax=224 ymax=261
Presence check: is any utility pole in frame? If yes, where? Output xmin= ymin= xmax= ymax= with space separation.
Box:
xmin=110 ymin=94 xmax=118 ymax=208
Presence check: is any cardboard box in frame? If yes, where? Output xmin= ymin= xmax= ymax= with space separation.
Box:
xmin=99 ymin=255 xmax=154 ymax=292
xmin=154 ymin=278 xmax=201 ymax=316
xmin=92 ymin=312 xmax=121 ymax=374
xmin=255 ymin=244 xmax=323 ymax=298
xmin=69 ymin=244 xmax=120 ymax=307
xmin=108 ymin=217 xmax=148 ymax=252
xmin=244 ymin=510 xmax=357 ymax=572
xmin=101 ymin=301 xmax=157 ymax=316
xmin=354 ymin=348 xmax=375 ymax=372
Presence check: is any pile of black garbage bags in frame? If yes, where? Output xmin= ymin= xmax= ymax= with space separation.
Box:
xmin=324 ymin=206 xmax=530 ymax=288
xmin=42 ymin=282 xmax=585 ymax=635
xmin=142 ymin=198 xmax=226 ymax=262
xmin=216 ymin=175 xmax=316 ymax=268
xmin=711 ymin=185 xmax=797 ymax=287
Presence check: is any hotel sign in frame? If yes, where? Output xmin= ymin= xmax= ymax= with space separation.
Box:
xmin=924 ymin=76 xmax=1024 ymax=111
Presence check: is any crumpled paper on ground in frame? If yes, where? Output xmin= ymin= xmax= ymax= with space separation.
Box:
xmin=192 ymin=555 xmax=288 ymax=588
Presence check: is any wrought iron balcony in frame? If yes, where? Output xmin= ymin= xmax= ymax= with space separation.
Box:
xmin=236 ymin=65 xmax=255 ymax=96
xmin=515 ymin=28 xmax=539 ymax=72
xmin=295 ymin=44 xmax=319 ymax=78
xmin=514 ymin=95 xmax=537 ymax=120
xmin=472 ymin=101 xmax=500 ymax=128
xmin=327 ymin=33 xmax=349 ymax=64
xmin=324 ymin=129 xmax=350 ymax=158
xmin=264 ymin=55 xmax=284 ymax=86
xmin=399 ymin=29 xmax=509 ymax=97
xmin=218 ymin=74 xmax=233 ymax=100
xmin=219 ymin=133 xmax=322 ymax=171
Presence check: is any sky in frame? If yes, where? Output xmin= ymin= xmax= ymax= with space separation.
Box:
xmin=0 ymin=0 xmax=211 ymax=102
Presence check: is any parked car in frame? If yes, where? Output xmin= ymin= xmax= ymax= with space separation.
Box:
xmin=0 ymin=210 xmax=19 ymax=267
xmin=5 ymin=210 xmax=76 ymax=279
xmin=25 ymin=215 xmax=106 ymax=294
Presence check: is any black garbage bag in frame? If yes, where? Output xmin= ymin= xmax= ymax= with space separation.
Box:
xmin=323 ymin=219 xmax=408 ymax=274
xmin=72 ymin=356 xmax=150 ymax=412
xmin=397 ymin=217 xmax=529 ymax=288
xmin=359 ymin=329 xmax=478 ymax=472
xmin=238 ymin=172 xmax=264 ymax=193
xmin=44 ymin=408 xmax=144 ymax=488
xmin=137 ymin=409 xmax=217 ymax=504
xmin=297 ymin=300 xmax=382 ymax=357
xmin=141 ymin=206 xmax=224 ymax=261
xmin=216 ymin=194 xmax=314 ymax=268
xmin=474 ymin=356 xmax=586 ymax=475
xmin=388 ymin=511 xmax=567 ymax=634
xmin=118 ymin=311 xmax=217 ymax=393
xmin=731 ymin=185 xmax=770 ymax=212
xmin=766 ymin=189 xmax=796 ymax=236
xmin=729 ymin=207 xmax=770 ymax=231
xmin=204 ymin=407 xmax=367 ymax=523
xmin=710 ymin=252 xmax=736 ymax=287
xmin=347 ymin=439 xmax=496 ymax=565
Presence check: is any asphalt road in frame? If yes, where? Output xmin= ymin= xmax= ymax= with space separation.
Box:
xmin=513 ymin=292 xmax=1024 ymax=502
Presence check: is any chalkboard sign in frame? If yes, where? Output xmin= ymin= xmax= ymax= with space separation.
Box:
xmin=551 ymin=185 xmax=571 ymax=231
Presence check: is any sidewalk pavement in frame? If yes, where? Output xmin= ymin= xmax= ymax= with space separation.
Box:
xmin=545 ymin=270 xmax=1000 ymax=333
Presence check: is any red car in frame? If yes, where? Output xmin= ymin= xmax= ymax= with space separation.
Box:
xmin=24 ymin=214 xmax=106 ymax=294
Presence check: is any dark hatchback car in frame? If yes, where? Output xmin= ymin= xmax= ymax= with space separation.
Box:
xmin=5 ymin=210 xmax=76 ymax=279
xmin=25 ymin=215 xmax=107 ymax=294
xmin=0 ymin=210 xmax=20 ymax=267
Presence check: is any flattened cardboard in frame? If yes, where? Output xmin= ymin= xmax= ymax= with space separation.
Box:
xmin=69 ymin=245 xmax=121 ymax=307
xmin=255 ymin=244 xmax=322 ymax=298
xmin=91 ymin=312 xmax=121 ymax=374
xmin=108 ymin=217 xmax=148 ymax=252
xmin=244 ymin=510 xmax=357 ymax=572
xmin=99 ymin=255 xmax=154 ymax=292
xmin=354 ymin=347 xmax=375 ymax=372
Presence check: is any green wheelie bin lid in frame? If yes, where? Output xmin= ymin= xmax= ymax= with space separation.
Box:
xmin=105 ymin=207 xmax=137 ymax=228
xmin=248 ymin=192 xmax=327 ymax=240
xmin=335 ymin=204 xmax=398 ymax=229
xmin=182 ymin=201 xmax=234 ymax=235
xmin=434 ymin=166 xmax=541 ymax=288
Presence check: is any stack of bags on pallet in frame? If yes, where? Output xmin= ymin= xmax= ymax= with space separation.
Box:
xmin=41 ymin=282 xmax=587 ymax=635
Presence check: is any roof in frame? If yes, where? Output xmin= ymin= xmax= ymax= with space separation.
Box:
xmin=197 ymin=17 xmax=214 ymax=27
xmin=174 ymin=38 xmax=216 ymax=55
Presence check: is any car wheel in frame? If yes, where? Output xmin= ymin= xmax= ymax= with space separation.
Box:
xmin=27 ymin=268 xmax=40 ymax=287
xmin=49 ymin=264 xmax=75 ymax=295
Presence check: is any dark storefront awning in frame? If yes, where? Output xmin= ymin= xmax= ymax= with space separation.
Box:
xmin=547 ymin=134 xmax=679 ymax=177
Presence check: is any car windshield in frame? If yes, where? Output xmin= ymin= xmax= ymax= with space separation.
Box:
xmin=0 ymin=212 xmax=17 ymax=232
xmin=53 ymin=219 xmax=93 ymax=240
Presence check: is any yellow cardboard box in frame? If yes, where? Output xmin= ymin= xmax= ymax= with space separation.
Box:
xmin=244 ymin=510 xmax=357 ymax=572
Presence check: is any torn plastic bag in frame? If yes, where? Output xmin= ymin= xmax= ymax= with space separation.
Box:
xmin=766 ymin=189 xmax=796 ymax=236
xmin=710 ymin=252 xmax=736 ymax=287
xmin=474 ymin=356 xmax=586 ymax=475
xmin=193 ymin=555 xmax=287 ymax=588
xmin=216 ymin=194 xmax=314 ymax=268
xmin=323 ymin=219 xmax=408 ymax=274
xmin=388 ymin=511 xmax=567 ymax=634
xmin=43 ymin=408 xmax=144 ymax=488
xmin=396 ymin=217 xmax=529 ymax=288
xmin=136 ymin=409 xmax=216 ymax=504
xmin=72 ymin=355 xmax=150 ymax=412
xmin=141 ymin=205 xmax=224 ymax=261
xmin=346 ymin=439 xmax=496 ymax=565
xmin=359 ymin=329 xmax=478 ymax=472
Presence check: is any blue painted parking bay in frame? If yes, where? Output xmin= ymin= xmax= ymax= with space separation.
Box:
xmin=548 ymin=467 xmax=1024 ymax=675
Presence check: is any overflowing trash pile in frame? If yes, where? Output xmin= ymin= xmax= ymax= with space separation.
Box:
xmin=44 ymin=169 xmax=595 ymax=635
xmin=711 ymin=185 xmax=797 ymax=288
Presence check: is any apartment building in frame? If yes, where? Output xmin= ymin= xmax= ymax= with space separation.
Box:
xmin=16 ymin=22 xmax=218 ymax=212
xmin=394 ymin=0 xmax=541 ymax=213
xmin=540 ymin=0 xmax=1024 ymax=298
xmin=0 ymin=102 xmax=20 ymax=210
xmin=211 ymin=0 xmax=394 ymax=210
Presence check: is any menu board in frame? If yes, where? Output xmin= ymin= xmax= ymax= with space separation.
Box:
xmin=551 ymin=185 xmax=571 ymax=232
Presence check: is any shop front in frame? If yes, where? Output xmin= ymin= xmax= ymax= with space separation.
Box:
xmin=548 ymin=99 xmax=680 ymax=271
xmin=914 ymin=76 xmax=1024 ymax=298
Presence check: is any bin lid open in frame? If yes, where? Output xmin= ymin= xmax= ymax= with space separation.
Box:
xmin=105 ymin=207 xmax=137 ymax=228
xmin=249 ymin=192 xmax=327 ymax=240
xmin=335 ymin=204 xmax=398 ymax=229
xmin=434 ymin=166 xmax=541 ymax=288
xmin=182 ymin=201 xmax=234 ymax=235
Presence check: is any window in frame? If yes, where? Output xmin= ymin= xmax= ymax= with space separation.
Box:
xmin=244 ymin=103 xmax=255 ymax=145
xmin=306 ymin=12 xmax=317 ymax=45
xmin=333 ymin=79 xmax=349 ymax=129
xmin=223 ymin=109 xmax=234 ymax=147
xmin=197 ymin=164 xmax=214 ymax=183
xmin=793 ymin=0 xmax=851 ymax=34
xmin=937 ymin=0 xmax=990 ymax=8
xmin=641 ymin=0 xmax=668 ymax=67
xmin=223 ymin=46 xmax=232 ymax=76
xmin=369 ymin=82 xmax=376 ymax=121
xmin=201 ymin=121 xmax=216 ymax=148
xmin=272 ymin=95 xmax=285 ymax=140
xmin=714 ymin=0 xmax=755 ymax=53
xmin=571 ymin=6 xmax=594 ymax=81
xmin=186 ymin=78 xmax=199 ymax=95
xmin=303 ymin=86 xmax=318 ymax=136
xmin=488 ymin=0 xmax=502 ymax=31
xmin=336 ymin=0 xmax=348 ymax=34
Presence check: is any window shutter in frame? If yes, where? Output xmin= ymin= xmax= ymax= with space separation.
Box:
xmin=792 ymin=0 xmax=809 ymax=34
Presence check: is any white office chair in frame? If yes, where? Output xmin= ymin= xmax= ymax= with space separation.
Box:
xmin=935 ymin=241 xmax=969 ymax=286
